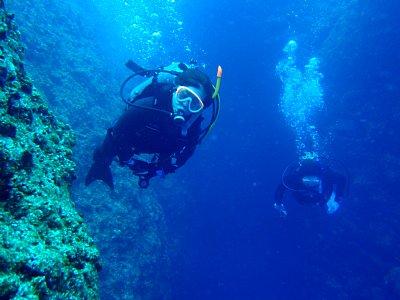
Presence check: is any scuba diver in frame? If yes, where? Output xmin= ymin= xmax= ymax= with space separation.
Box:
xmin=273 ymin=153 xmax=349 ymax=217
xmin=85 ymin=60 xmax=222 ymax=189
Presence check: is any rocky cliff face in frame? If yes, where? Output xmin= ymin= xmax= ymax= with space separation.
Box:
xmin=0 ymin=1 xmax=100 ymax=298
xmin=6 ymin=0 xmax=172 ymax=298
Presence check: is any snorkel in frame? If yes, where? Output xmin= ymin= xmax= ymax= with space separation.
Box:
xmin=196 ymin=65 xmax=222 ymax=142
xmin=212 ymin=65 xmax=223 ymax=99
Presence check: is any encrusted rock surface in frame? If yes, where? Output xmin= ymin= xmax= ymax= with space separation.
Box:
xmin=0 ymin=1 xmax=100 ymax=298
xmin=6 ymin=0 xmax=172 ymax=298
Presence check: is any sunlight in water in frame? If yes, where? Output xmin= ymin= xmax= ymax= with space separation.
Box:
xmin=93 ymin=0 xmax=192 ymax=65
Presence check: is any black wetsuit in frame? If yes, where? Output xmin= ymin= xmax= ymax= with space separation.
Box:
xmin=86 ymin=80 xmax=202 ymax=189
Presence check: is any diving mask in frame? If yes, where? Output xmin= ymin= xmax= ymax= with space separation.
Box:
xmin=175 ymin=86 xmax=205 ymax=113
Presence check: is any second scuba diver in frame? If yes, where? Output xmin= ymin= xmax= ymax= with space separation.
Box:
xmin=274 ymin=153 xmax=349 ymax=217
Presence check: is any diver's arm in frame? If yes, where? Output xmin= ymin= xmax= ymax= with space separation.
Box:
xmin=129 ymin=78 xmax=153 ymax=101
xmin=334 ymin=173 xmax=347 ymax=198
xmin=274 ymin=182 xmax=286 ymax=205
xmin=176 ymin=145 xmax=196 ymax=167
xmin=157 ymin=145 xmax=196 ymax=176
xmin=327 ymin=171 xmax=347 ymax=199
xmin=274 ymin=182 xmax=287 ymax=217
xmin=164 ymin=117 xmax=202 ymax=172
xmin=328 ymin=184 xmax=337 ymax=201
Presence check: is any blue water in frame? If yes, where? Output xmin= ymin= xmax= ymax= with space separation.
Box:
xmin=9 ymin=0 xmax=400 ymax=299
xmin=160 ymin=1 xmax=400 ymax=299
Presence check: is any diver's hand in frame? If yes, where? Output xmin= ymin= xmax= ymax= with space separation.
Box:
xmin=326 ymin=199 xmax=340 ymax=214
xmin=274 ymin=203 xmax=287 ymax=218
xmin=326 ymin=191 xmax=340 ymax=214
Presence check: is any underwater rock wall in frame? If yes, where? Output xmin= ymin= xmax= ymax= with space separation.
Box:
xmin=0 ymin=1 xmax=100 ymax=299
xmin=6 ymin=0 xmax=171 ymax=299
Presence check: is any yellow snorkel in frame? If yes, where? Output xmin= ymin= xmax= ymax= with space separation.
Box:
xmin=202 ymin=65 xmax=222 ymax=137
xmin=212 ymin=65 xmax=222 ymax=99
xmin=196 ymin=65 xmax=222 ymax=144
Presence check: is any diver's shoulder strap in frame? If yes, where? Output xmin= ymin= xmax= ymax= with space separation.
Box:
xmin=130 ymin=78 xmax=153 ymax=100
xmin=129 ymin=62 xmax=187 ymax=100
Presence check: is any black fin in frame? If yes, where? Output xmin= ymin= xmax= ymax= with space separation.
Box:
xmin=125 ymin=60 xmax=147 ymax=73
xmin=85 ymin=163 xmax=114 ymax=190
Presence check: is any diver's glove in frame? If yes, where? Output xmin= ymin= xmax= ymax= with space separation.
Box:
xmin=274 ymin=203 xmax=288 ymax=218
xmin=326 ymin=191 xmax=340 ymax=214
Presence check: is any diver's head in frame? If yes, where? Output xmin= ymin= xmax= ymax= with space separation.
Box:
xmin=300 ymin=151 xmax=319 ymax=161
xmin=172 ymin=85 xmax=205 ymax=123
xmin=298 ymin=152 xmax=321 ymax=173
xmin=172 ymin=68 xmax=214 ymax=123
xmin=175 ymin=69 xmax=214 ymax=106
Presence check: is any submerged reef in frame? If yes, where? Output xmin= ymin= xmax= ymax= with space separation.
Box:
xmin=7 ymin=0 xmax=171 ymax=298
xmin=0 ymin=1 xmax=100 ymax=299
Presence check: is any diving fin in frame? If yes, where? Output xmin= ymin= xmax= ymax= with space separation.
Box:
xmin=85 ymin=162 xmax=114 ymax=190
xmin=125 ymin=60 xmax=147 ymax=73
